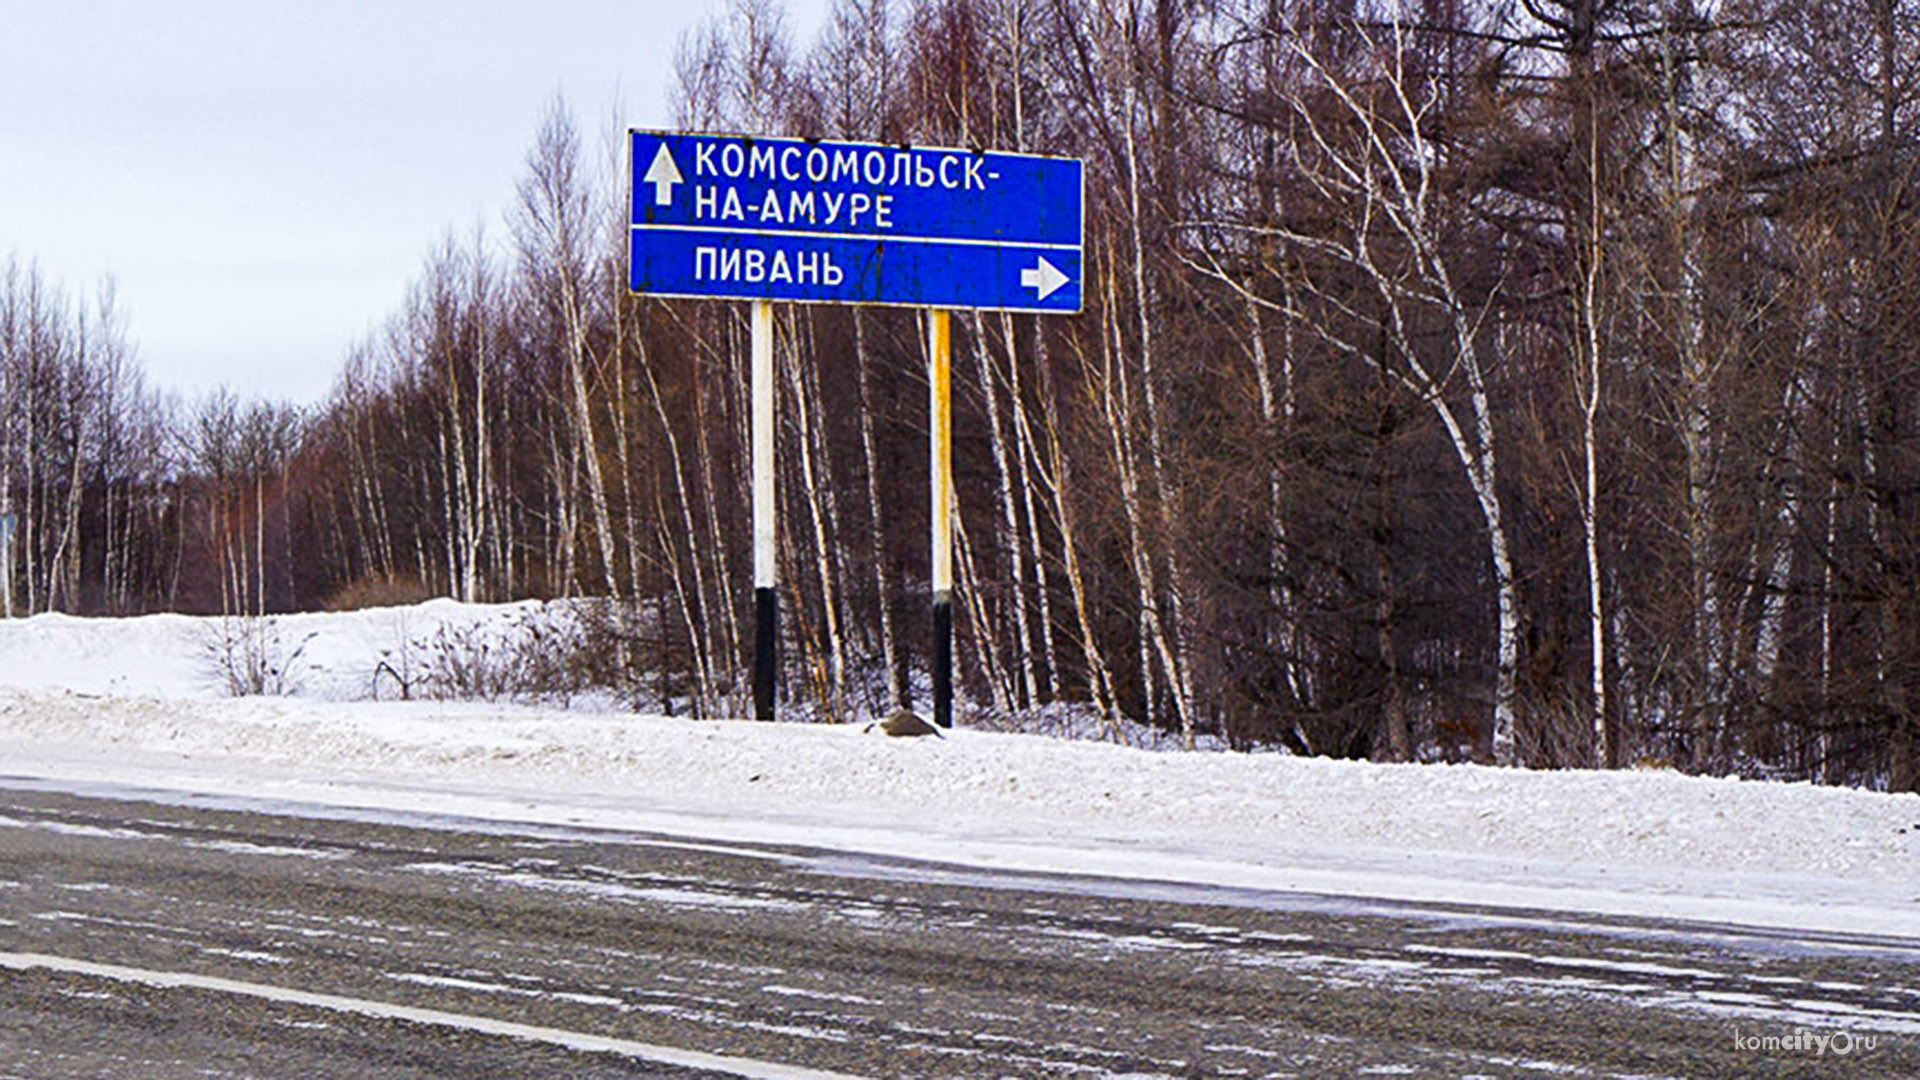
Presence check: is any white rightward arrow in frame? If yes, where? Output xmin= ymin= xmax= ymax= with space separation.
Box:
xmin=643 ymin=144 xmax=684 ymax=207
xmin=1020 ymin=256 xmax=1070 ymax=301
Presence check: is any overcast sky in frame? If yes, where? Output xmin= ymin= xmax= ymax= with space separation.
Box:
xmin=3 ymin=0 xmax=824 ymax=406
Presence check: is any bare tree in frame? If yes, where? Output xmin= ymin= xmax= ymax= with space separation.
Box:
xmin=512 ymin=98 xmax=622 ymax=599
xmin=1188 ymin=10 xmax=1525 ymax=762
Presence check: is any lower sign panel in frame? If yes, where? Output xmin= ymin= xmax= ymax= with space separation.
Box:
xmin=629 ymin=228 xmax=1082 ymax=314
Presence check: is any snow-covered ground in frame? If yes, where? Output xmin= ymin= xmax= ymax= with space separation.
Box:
xmin=1 ymin=601 xmax=1915 ymax=941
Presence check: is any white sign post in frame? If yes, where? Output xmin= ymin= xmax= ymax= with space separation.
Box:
xmin=751 ymin=301 xmax=778 ymax=721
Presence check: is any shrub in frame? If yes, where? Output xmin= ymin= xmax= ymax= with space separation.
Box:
xmin=203 ymin=615 xmax=315 ymax=697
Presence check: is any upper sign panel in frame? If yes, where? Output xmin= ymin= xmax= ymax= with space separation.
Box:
xmin=628 ymin=131 xmax=1084 ymax=313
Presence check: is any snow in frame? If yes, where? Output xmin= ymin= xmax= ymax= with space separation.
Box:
xmin=0 ymin=601 xmax=540 ymax=701
xmin=1 ymin=601 xmax=1917 ymax=941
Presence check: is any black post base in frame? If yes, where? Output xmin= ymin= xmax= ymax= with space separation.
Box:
xmin=754 ymin=586 xmax=778 ymax=721
xmin=933 ymin=591 xmax=953 ymax=728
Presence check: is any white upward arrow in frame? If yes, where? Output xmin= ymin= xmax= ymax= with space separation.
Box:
xmin=643 ymin=144 xmax=684 ymax=207
xmin=1020 ymin=256 xmax=1070 ymax=301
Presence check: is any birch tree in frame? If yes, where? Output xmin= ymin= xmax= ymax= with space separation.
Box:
xmin=1190 ymin=9 xmax=1526 ymax=762
xmin=512 ymin=99 xmax=621 ymax=599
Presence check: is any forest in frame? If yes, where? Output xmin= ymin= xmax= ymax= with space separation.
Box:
xmin=2 ymin=0 xmax=1916 ymax=788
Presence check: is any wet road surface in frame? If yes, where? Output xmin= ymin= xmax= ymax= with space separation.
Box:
xmin=1 ymin=782 xmax=1915 ymax=1078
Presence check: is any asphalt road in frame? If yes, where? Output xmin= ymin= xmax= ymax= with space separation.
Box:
xmin=0 ymin=780 xmax=1914 ymax=1079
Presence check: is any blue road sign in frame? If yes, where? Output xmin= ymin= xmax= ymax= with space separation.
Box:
xmin=628 ymin=131 xmax=1083 ymax=313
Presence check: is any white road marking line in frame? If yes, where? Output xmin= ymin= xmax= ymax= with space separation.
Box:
xmin=632 ymin=221 xmax=1080 ymax=251
xmin=0 ymin=951 xmax=868 ymax=1080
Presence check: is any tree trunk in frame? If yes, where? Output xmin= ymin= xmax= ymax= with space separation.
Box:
xmin=851 ymin=309 xmax=905 ymax=709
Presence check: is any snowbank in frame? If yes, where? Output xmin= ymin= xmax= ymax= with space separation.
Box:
xmin=0 ymin=601 xmax=543 ymax=701
xmin=1 ymin=603 xmax=1916 ymax=940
